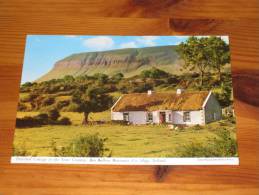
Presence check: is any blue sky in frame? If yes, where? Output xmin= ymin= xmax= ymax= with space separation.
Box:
xmin=21 ymin=35 xmax=228 ymax=83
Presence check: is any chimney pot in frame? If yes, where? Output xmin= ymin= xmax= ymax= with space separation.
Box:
xmin=176 ymin=88 xmax=184 ymax=95
xmin=147 ymin=90 xmax=153 ymax=95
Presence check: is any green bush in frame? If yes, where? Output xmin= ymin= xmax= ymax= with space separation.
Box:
xmin=56 ymin=100 xmax=70 ymax=110
xmin=58 ymin=117 xmax=71 ymax=125
xmin=61 ymin=102 xmax=79 ymax=112
xmin=48 ymin=108 xmax=60 ymax=121
xmin=41 ymin=96 xmax=55 ymax=106
xmin=176 ymin=129 xmax=237 ymax=157
xmin=52 ymin=134 xmax=111 ymax=157
xmin=17 ymin=102 xmax=27 ymax=111
xmin=16 ymin=116 xmax=41 ymax=128
xmin=16 ymin=111 xmax=71 ymax=128
xmin=35 ymin=113 xmax=49 ymax=124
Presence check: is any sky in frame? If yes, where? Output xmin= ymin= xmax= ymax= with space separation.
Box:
xmin=21 ymin=35 xmax=229 ymax=83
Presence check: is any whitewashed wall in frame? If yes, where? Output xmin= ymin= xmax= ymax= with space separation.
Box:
xmin=112 ymin=110 xmax=205 ymax=125
xmin=128 ymin=111 xmax=147 ymax=124
xmin=172 ymin=110 xmax=204 ymax=125
xmin=151 ymin=110 xmax=173 ymax=124
xmin=111 ymin=111 xmax=147 ymax=124
xmin=152 ymin=111 xmax=160 ymax=123
xmin=111 ymin=111 xmax=124 ymax=121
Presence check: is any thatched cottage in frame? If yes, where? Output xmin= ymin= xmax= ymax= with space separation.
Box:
xmin=111 ymin=89 xmax=222 ymax=125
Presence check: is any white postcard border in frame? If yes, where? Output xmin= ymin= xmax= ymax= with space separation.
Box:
xmin=11 ymin=156 xmax=239 ymax=165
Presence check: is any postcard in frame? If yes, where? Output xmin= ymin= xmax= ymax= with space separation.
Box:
xmin=11 ymin=35 xmax=239 ymax=165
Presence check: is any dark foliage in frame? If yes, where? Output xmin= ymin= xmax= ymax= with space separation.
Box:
xmin=51 ymin=134 xmax=111 ymax=157
xmin=176 ymin=129 xmax=237 ymax=157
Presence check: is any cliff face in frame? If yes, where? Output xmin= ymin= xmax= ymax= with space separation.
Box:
xmin=37 ymin=45 xmax=182 ymax=82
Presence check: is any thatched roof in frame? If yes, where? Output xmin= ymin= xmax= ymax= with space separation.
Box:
xmin=112 ymin=91 xmax=210 ymax=112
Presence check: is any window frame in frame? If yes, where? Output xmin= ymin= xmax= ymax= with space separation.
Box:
xmin=123 ymin=112 xmax=129 ymax=122
xmin=146 ymin=112 xmax=153 ymax=123
xmin=183 ymin=111 xmax=191 ymax=122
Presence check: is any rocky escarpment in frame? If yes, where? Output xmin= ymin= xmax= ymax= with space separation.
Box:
xmin=37 ymin=45 xmax=182 ymax=82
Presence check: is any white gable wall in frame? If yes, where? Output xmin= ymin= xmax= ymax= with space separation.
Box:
xmin=203 ymin=93 xmax=222 ymax=123
xmin=111 ymin=111 xmax=124 ymax=121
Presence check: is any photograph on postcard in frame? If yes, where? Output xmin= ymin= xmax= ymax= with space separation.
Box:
xmin=11 ymin=35 xmax=238 ymax=165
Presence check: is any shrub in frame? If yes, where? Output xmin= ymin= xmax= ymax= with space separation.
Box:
xmin=16 ymin=116 xmax=41 ymax=128
xmin=140 ymin=68 xmax=169 ymax=79
xmin=132 ymin=83 xmax=153 ymax=93
xmin=52 ymin=134 xmax=111 ymax=157
xmin=48 ymin=108 xmax=60 ymax=121
xmin=62 ymin=102 xmax=79 ymax=112
xmin=56 ymin=100 xmax=70 ymax=110
xmin=16 ymin=111 xmax=71 ymax=128
xmin=176 ymin=129 xmax=237 ymax=157
xmin=35 ymin=113 xmax=49 ymax=124
xmin=58 ymin=117 xmax=71 ymax=125
xmin=214 ymin=84 xmax=232 ymax=107
xmin=41 ymin=96 xmax=55 ymax=106
xmin=17 ymin=102 xmax=27 ymax=111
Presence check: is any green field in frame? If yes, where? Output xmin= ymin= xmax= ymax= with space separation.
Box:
xmin=14 ymin=111 xmax=236 ymax=157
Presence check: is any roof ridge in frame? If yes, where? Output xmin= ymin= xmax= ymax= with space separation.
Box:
xmin=122 ymin=90 xmax=209 ymax=96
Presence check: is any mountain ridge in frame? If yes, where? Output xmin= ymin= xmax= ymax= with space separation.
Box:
xmin=37 ymin=45 xmax=182 ymax=82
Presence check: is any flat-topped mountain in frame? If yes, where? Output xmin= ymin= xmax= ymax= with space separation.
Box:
xmin=37 ymin=45 xmax=182 ymax=82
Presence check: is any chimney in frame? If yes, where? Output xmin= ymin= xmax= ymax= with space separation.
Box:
xmin=176 ymin=88 xmax=184 ymax=95
xmin=147 ymin=90 xmax=153 ymax=95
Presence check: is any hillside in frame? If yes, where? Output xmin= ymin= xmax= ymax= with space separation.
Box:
xmin=37 ymin=45 xmax=182 ymax=82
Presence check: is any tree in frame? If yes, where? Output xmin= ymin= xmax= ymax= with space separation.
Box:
xmin=207 ymin=36 xmax=230 ymax=83
xmin=111 ymin=73 xmax=124 ymax=83
xmin=63 ymin=75 xmax=75 ymax=83
xmin=48 ymin=108 xmax=60 ymax=121
xmin=72 ymin=87 xmax=113 ymax=124
xmin=177 ymin=37 xmax=210 ymax=87
xmin=93 ymin=73 xmax=109 ymax=84
xmin=140 ymin=68 xmax=169 ymax=79
xmin=215 ymin=84 xmax=232 ymax=107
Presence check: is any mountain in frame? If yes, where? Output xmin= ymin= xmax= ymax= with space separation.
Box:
xmin=37 ymin=45 xmax=183 ymax=82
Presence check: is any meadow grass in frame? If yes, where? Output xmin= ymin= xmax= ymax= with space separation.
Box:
xmin=13 ymin=113 xmax=236 ymax=157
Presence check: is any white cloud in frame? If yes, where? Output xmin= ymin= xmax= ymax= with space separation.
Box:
xmin=120 ymin=41 xmax=137 ymax=49
xmin=83 ymin=36 xmax=114 ymax=51
xmin=64 ymin=35 xmax=78 ymax=38
xmin=137 ymin=36 xmax=159 ymax=46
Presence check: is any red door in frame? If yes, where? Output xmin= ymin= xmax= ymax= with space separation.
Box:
xmin=159 ymin=112 xmax=166 ymax=123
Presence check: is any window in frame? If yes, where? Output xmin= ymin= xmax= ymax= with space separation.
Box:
xmin=168 ymin=113 xmax=172 ymax=121
xmin=147 ymin=112 xmax=153 ymax=122
xmin=123 ymin=112 xmax=129 ymax=122
xmin=183 ymin=111 xmax=191 ymax=122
